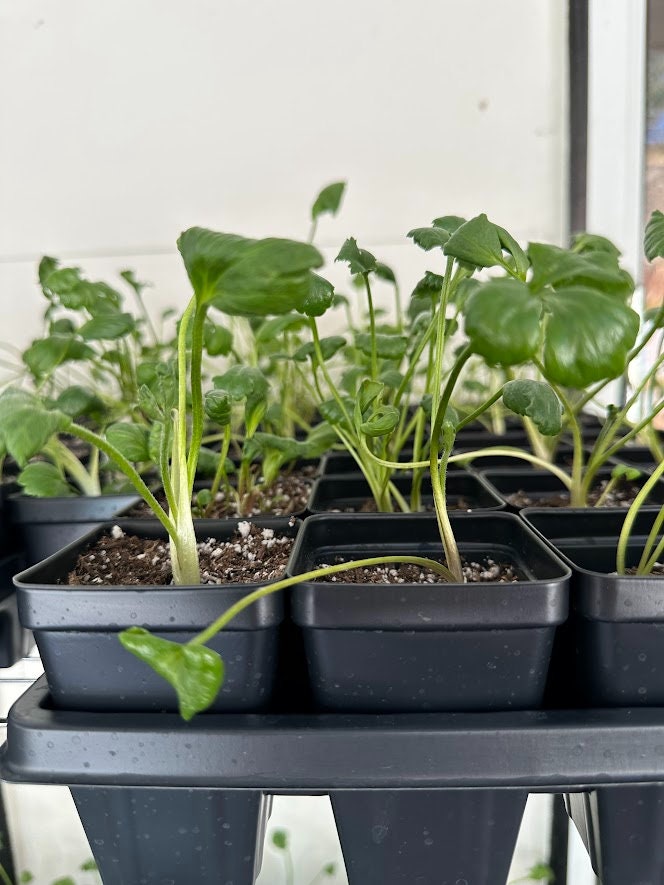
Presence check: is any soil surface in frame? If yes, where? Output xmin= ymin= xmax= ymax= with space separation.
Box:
xmin=128 ymin=468 xmax=314 ymax=519
xmin=318 ymin=556 xmax=520 ymax=584
xmin=329 ymin=496 xmax=475 ymax=514
xmin=68 ymin=521 xmax=296 ymax=586
xmin=506 ymin=479 xmax=643 ymax=510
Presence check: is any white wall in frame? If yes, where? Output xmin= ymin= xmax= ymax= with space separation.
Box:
xmin=0 ymin=0 xmax=568 ymax=355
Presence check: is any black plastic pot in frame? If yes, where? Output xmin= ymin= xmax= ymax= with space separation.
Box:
xmin=7 ymin=492 xmax=141 ymax=566
xmin=308 ymin=470 xmax=504 ymax=513
xmin=522 ymin=507 xmax=664 ymax=883
xmin=479 ymin=467 xmax=664 ymax=512
xmin=288 ymin=512 xmax=569 ymax=885
xmin=452 ymin=427 xmax=531 ymax=448
xmin=14 ymin=517 xmax=296 ymax=712
xmin=320 ymin=448 xmax=415 ymax=476
xmin=0 ymin=553 xmax=32 ymax=667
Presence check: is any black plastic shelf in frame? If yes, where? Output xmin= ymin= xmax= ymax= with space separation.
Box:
xmin=3 ymin=677 xmax=664 ymax=792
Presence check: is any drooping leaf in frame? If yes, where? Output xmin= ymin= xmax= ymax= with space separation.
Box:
xmin=407 ymin=226 xmax=450 ymax=251
xmin=495 ymin=224 xmax=529 ymax=278
xmin=502 ymin=380 xmax=563 ymax=436
xmin=293 ymin=336 xmax=346 ymax=363
xmin=78 ymin=312 xmax=136 ymax=340
xmin=106 ymin=423 xmax=151 ymax=462
xmin=204 ymin=389 xmax=233 ymax=425
xmin=18 ymin=462 xmax=74 ymax=498
xmin=23 ymin=336 xmax=71 ymax=377
xmin=335 ymin=238 xmax=377 ymax=275
xmin=311 ymin=181 xmax=346 ymax=221
xmin=611 ymin=463 xmax=641 ymax=481
xmin=120 ymin=269 xmax=150 ymax=296
xmin=540 ymin=286 xmax=640 ymax=387
xmin=464 ymin=279 xmax=541 ymax=366
xmin=300 ymin=272 xmax=335 ymax=317
xmin=119 ymin=628 xmax=224 ymax=720
xmin=38 ymin=255 xmax=59 ymax=289
xmin=408 ymin=271 xmax=444 ymax=320
xmin=203 ymin=322 xmax=233 ymax=356
xmin=360 ymin=405 xmax=400 ymax=437
xmin=355 ymin=333 xmax=408 ymax=360
xmin=645 ymin=209 xmax=664 ymax=262
xmin=139 ymin=384 xmax=165 ymax=421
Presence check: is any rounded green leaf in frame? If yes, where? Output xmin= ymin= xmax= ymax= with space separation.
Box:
xmin=77 ymin=313 xmax=137 ymax=341
xmin=213 ymin=366 xmax=268 ymax=403
xmin=54 ymin=385 xmax=105 ymax=419
xmin=0 ymin=388 xmax=72 ymax=465
xmin=177 ymin=227 xmax=254 ymax=303
xmin=464 ymin=279 xmax=541 ymax=366
xmin=119 ymin=628 xmax=224 ymax=720
xmin=443 ymin=214 xmax=506 ymax=269
xmin=18 ymin=462 xmax=74 ymax=498
xmin=204 ymin=322 xmax=233 ymax=356
xmin=355 ymin=332 xmax=408 ymax=360
xmin=528 ymin=242 xmax=633 ymax=299
xmin=106 ymin=422 xmax=151 ymax=462
xmin=293 ymin=336 xmax=346 ymax=363
xmin=300 ymin=272 xmax=335 ymax=317
xmin=541 ymin=287 xmax=640 ymax=387
xmin=432 ymin=215 xmax=467 ymax=234
xmin=502 ymin=380 xmax=563 ymax=436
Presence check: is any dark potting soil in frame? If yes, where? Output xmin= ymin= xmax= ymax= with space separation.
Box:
xmin=333 ymin=496 xmax=473 ymax=514
xmin=129 ymin=469 xmax=314 ymax=519
xmin=68 ymin=522 xmax=296 ymax=586
xmin=506 ymin=479 xmax=642 ymax=510
xmin=318 ymin=556 xmax=520 ymax=584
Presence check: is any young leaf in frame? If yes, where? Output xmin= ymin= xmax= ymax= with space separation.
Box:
xmin=18 ymin=462 xmax=74 ymax=498
xmin=120 ymin=269 xmax=149 ymax=295
xmin=612 ymin=463 xmax=642 ymax=481
xmin=49 ymin=318 xmax=76 ymax=335
xmin=213 ymin=366 xmax=268 ymax=403
xmin=311 ymin=181 xmax=346 ymax=221
xmin=256 ymin=314 xmax=307 ymax=342
xmin=540 ymin=287 xmax=639 ymax=387
xmin=319 ymin=397 xmax=353 ymax=427
xmin=106 ymin=423 xmax=151 ymax=462
xmin=380 ymin=368 xmax=404 ymax=388
xmin=78 ymin=312 xmax=136 ymax=340
xmin=407 ymin=226 xmax=450 ymax=251
xmin=335 ymin=238 xmax=377 ymax=275
xmin=496 ymin=224 xmax=529 ymax=279
xmin=271 ymin=830 xmax=289 ymax=850
xmin=360 ymin=405 xmax=400 ymax=437
xmin=204 ymin=322 xmax=233 ymax=356
xmin=357 ymin=379 xmax=384 ymax=413
xmin=323 ymin=863 xmax=337 ymax=875
xmin=119 ymin=628 xmax=224 ymax=720
xmin=502 ymin=380 xmax=563 ymax=436
xmin=19 ymin=872 xmax=34 ymax=883
xmin=139 ymin=384 xmax=165 ymax=421
xmin=300 ymin=272 xmax=335 ymax=317
xmin=79 ymin=859 xmax=99 ymax=872
xmin=204 ymin=389 xmax=233 ymax=425
xmin=464 ymin=279 xmax=541 ymax=366
xmin=645 ymin=209 xmax=664 ymax=262
xmin=51 ymin=878 xmax=76 ymax=885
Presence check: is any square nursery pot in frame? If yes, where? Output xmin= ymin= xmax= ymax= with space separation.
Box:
xmin=479 ymin=467 xmax=664 ymax=513
xmin=307 ymin=469 xmax=504 ymax=514
xmin=14 ymin=517 xmax=297 ymax=713
xmin=453 ymin=441 xmax=575 ymax=471
xmin=320 ymin=448 xmax=415 ymax=476
xmin=609 ymin=445 xmax=657 ymax=473
xmin=522 ymin=506 xmax=664 ymax=884
xmin=7 ymin=492 xmax=141 ymax=566
xmin=288 ymin=511 xmax=570 ymax=885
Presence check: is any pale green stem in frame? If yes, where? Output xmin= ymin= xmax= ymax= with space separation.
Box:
xmin=617 ymin=456 xmax=664 ymax=573
xmin=189 ymin=555 xmax=457 ymax=647
xmin=363 ymin=273 xmax=378 ymax=381
xmin=44 ymin=438 xmax=101 ymax=496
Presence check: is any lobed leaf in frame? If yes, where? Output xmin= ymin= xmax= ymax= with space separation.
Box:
xmin=502 ymin=380 xmax=562 ymax=436
xmin=335 ymin=238 xmax=377 ymax=275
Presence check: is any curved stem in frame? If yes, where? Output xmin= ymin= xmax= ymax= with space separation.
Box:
xmin=429 ymin=421 xmax=463 ymax=581
xmin=187 ymin=305 xmax=207 ymax=492
xmin=363 ymin=273 xmax=378 ymax=381
xmin=188 ymin=555 xmax=458 ymax=647
xmin=616 ymin=457 xmax=664 ymax=573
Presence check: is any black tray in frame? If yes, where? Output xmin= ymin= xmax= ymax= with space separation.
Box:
xmin=5 ymin=676 xmax=664 ymax=791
